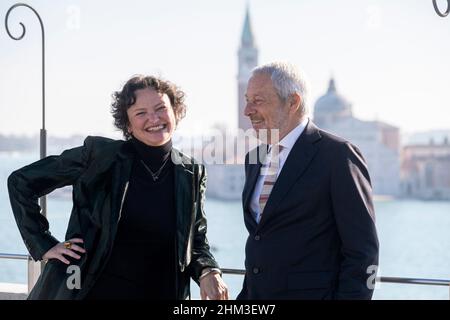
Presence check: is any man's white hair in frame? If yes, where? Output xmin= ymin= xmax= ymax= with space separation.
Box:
xmin=252 ymin=61 xmax=309 ymax=114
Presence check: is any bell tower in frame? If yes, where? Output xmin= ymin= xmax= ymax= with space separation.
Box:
xmin=237 ymin=6 xmax=258 ymax=131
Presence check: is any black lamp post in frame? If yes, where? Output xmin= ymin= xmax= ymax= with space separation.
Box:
xmin=5 ymin=3 xmax=46 ymax=214
xmin=5 ymin=3 xmax=47 ymax=291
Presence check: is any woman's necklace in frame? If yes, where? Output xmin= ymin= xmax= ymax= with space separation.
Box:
xmin=140 ymin=157 xmax=170 ymax=181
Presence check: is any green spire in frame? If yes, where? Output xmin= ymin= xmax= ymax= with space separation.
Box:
xmin=241 ymin=5 xmax=255 ymax=47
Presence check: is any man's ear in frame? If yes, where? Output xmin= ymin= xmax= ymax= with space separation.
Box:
xmin=289 ymin=93 xmax=302 ymax=114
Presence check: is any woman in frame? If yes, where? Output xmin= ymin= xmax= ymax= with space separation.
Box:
xmin=8 ymin=75 xmax=228 ymax=300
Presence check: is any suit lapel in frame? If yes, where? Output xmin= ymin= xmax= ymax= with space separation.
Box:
xmin=243 ymin=144 xmax=267 ymax=212
xmin=258 ymin=121 xmax=322 ymax=227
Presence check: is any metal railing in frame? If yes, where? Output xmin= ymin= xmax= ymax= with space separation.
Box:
xmin=222 ymin=268 xmax=450 ymax=286
xmin=0 ymin=253 xmax=30 ymax=261
xmin=221 ymin=268 xmax=450 ymax=299
xmin=0 ymin=253 xmax=38 ymax=292
xmin=1 ymin=254 xmax=449 ymax=298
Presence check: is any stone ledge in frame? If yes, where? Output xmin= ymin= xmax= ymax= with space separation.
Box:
xmin=0 ymin=282 xmax=28 ymax=300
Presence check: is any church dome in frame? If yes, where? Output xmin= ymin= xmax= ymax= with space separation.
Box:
xmin=313 ymin=78 xmax=352 ymax=119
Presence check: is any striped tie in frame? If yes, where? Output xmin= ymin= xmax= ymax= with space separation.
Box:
xmin=258 ymin=145 xmax=284 ymax=222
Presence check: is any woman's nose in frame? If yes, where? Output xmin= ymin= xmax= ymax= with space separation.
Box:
xmin=145 ymin=111 xmax=159 ymax=122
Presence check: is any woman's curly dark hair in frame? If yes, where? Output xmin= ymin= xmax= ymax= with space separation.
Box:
xmin=111 ymin=75 xmax=186 ymax=139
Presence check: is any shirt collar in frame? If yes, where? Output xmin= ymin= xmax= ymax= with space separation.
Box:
xmin=278 ymin=117 xmax=309 ymax=151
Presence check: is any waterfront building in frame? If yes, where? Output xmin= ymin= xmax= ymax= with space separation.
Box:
xmin=401 ymin=138 xmax=450 ymax=200
xmin=313 ymin=78 xmax=401 ymax=196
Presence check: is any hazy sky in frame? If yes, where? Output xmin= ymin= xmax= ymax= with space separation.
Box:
xmin=1 ymin=0 xmax=449 ymax=138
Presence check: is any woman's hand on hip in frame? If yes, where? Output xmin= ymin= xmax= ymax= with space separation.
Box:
xmin=42 ymin=238 xmax=86 ymax=265
xmin=199 ymin=270 xmax=229 ymax=300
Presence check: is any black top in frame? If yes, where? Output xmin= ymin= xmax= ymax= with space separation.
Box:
xmin=85 ymin=138 xmax=177 ymax=300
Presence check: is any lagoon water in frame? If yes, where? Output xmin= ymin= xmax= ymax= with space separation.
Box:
xmin=1 ymin=153 xmax=449 ymax=299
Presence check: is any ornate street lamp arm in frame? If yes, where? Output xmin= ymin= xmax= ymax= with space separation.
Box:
xmin=433 ymin=0 xmax=450 ymax=17
xmin=5 ymin=3 xmax=47 ymax=221
xmin=5 ymin=3 xmax=46 ymax=140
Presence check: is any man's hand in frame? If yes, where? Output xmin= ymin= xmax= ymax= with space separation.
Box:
xmin=199 ymin=269 xmax=229 ymax=300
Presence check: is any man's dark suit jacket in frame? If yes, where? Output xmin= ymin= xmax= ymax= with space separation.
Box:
xmin=237 ymin=120 xmax=379 ymax=300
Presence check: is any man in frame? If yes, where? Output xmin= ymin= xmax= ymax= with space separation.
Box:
xmin=237 ymin=62 xmax=379 ymax=300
